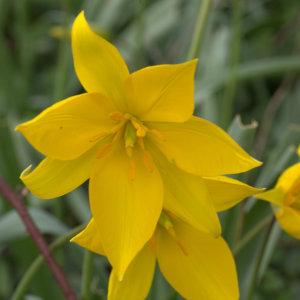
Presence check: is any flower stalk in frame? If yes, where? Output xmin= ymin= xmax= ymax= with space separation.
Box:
xmin=11 ymin=224 xmax=85 ymax=300
xmin=0 ymin=176 xmax=77 ymax=300
xmin=187 ymin=0 xmax=213 ymax=60
xmin=81 ymin=250 xmax=94 ymax=300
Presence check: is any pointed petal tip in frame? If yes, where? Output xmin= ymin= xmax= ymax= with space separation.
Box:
xmin=184 ymin=58 xmax=198 ymax=71
xmin=70 ymin=235 xmax=81 ymax=245
xmin=76 ymin=10 xmax=85 ymax=20
xmin=212 ymin=226 xmax=222 ymax=239
xmin=253 ymin=157 xmax=263 ymax=167
xmin=73 ymin=11 xmax=87 ymax=31
xmin=189 ymin=58 xmax=198 ymax=65
xmin=15 ymin=123 xmax=25 ymax=133
xmin=114 ymin=268 xmax=125 ymax=282
xmin=241 ymin=155 xmax=263 ymax=173
xmin=69 ymin=236 xmax=76 ymax=244
xmin=19 ymin=165 xmax=32 ymax=180
xmin=256 ymin=187 xmax=284 ymax=206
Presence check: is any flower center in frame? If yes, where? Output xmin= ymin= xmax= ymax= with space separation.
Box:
xmin=95 ymin=111 xmax=158 ymax=180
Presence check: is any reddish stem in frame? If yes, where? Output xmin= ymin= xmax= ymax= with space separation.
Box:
xmin=0 ymin=176 xmax=77 ymax=300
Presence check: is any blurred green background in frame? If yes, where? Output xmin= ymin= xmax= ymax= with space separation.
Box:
xmin=0 ymin=0 xmax=300 ymax=299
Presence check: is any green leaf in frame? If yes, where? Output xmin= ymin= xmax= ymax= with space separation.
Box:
xmin=228 ymin=115 xmax=258 ymax=151
xmin=0 ymin=207 xmax=69 ymax=244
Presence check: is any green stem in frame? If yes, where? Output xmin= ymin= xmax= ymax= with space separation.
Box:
xmin=11 ymin=224 xmax=85 ymax=300
xmin=246 ymin=217 xmax=276 ymax=300
xmin=232 ymin=202 xmax=246 ymax=246
xmin=233 ymin=214 xmax=273 ymax=256
xmin=81 ymin=251 xmax=94 ymax=300
xmin=221 ymin=0 xmax=241 ymax=128
xmin=187 ymin=0 xmax=213 ymax=59
xmin=52 ymin=0 xmax=71 ymax=100
xmin=135 ymin=0 xmax=146 ymax=68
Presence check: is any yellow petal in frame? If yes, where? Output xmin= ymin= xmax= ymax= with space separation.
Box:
xmin=108 ymin=246 xmax=156 ymax=300
xmin=276 ymin=162 xmax=300 ymax=193
xmin=71 ymin=218 xmax=105 ymax=255
xmin=72 ymin=12 xmax=129 ymax=110
xmin=202 ymin=176 xmax=263 ymax=212
xmin=150 ymin=145 xmax=220 ymax=237
xmin=89 ymin=144 xmax=163 ymax=280
xmin=256 ymin=188 xmax=285 ymax=206
xmin=275 ymin=206 xmax=300 ymax=239
xmin=20 ymin=145 xmax=98 ymax=199
xmin=156 ymin=219 xmax=239 ymax=300
xmin=16 ymin=93 xmax=116 ymax=160
xmin=125 ymin=60 xmax=197 ymax=122
xmin=149 ymin=116 xmax=261 ymax=176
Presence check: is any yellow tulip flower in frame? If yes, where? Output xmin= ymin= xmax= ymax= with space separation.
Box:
xmin=16 ymin=11 xmax=260 ymax=279
xmin=72 ymin=175 xmax=262 ymax=299
xmin=257 ymin=147 xmax=300 ymax=239
xmin=73 ymin=212 xmax=239 ymax=300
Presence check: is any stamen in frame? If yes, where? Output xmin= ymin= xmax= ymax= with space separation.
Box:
xmin=131 ymin=119 xmax=147 ymax=137
xmin=138 ymin=137 xmax=145 ymax=150
xmin=110 ymin=121 xmax=126 ymax=135
xmin=128 ymin=159 xmax=136 ymax=181
xmin=126 ymin=146 xmax=133 ymax=158
xmin=136 ymin=126 xmax=147 ymax=137
xmin=110 ymin=111 xmax=124 ymax=121
xmin=96 ymin=143 xmax=113 ymax=159
xmin=143 ymin=151 xmax=155 ymax=173
xmin=124 ymin=122 xmax=137 ymax=157
xmin=89 ymin=132 xmax=108 ymax=143
xmin=150 ymin=129 xmax=166 ymax=141
xmin=158 ymin=212 xmax=188 ymax=255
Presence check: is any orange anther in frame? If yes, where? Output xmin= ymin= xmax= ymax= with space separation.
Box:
xmin=143 ymin=151 xmax=155 ymax=173
xmin=110 ymin=111 xmax=124 ymax=121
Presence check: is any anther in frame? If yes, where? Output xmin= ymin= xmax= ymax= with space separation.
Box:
xmin=143 ymin=151 xmax=155 ymax=173
xmin=110 ymin=111 xmax=124 ymax=121
xmin=131 ymin=119 xmax=147 ymax=137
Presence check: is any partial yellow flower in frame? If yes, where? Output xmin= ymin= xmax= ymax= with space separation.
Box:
xmin=72 ymin=213 xmax=239 ymax=300
xmin=257 ymin=147 xmax=300 ymax=238
xmin=16 ymin=12 xmax=260 ymax=279
xmin=202 ymin=175 xmax=263 ymax=211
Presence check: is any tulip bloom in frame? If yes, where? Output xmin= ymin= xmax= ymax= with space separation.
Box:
xmin=16 ymin=12 xmax=260 ymax=278
xmin=73 ymin=213 xmax=239 ymax=300
xmin=72 ymin=176 xmax=261 ymax=300
xmin=257 ymin=147 xmax=300 ymax=238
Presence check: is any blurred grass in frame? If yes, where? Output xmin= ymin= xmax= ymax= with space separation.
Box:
xmin=0 ymin=0 xmax=299 ymax=299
